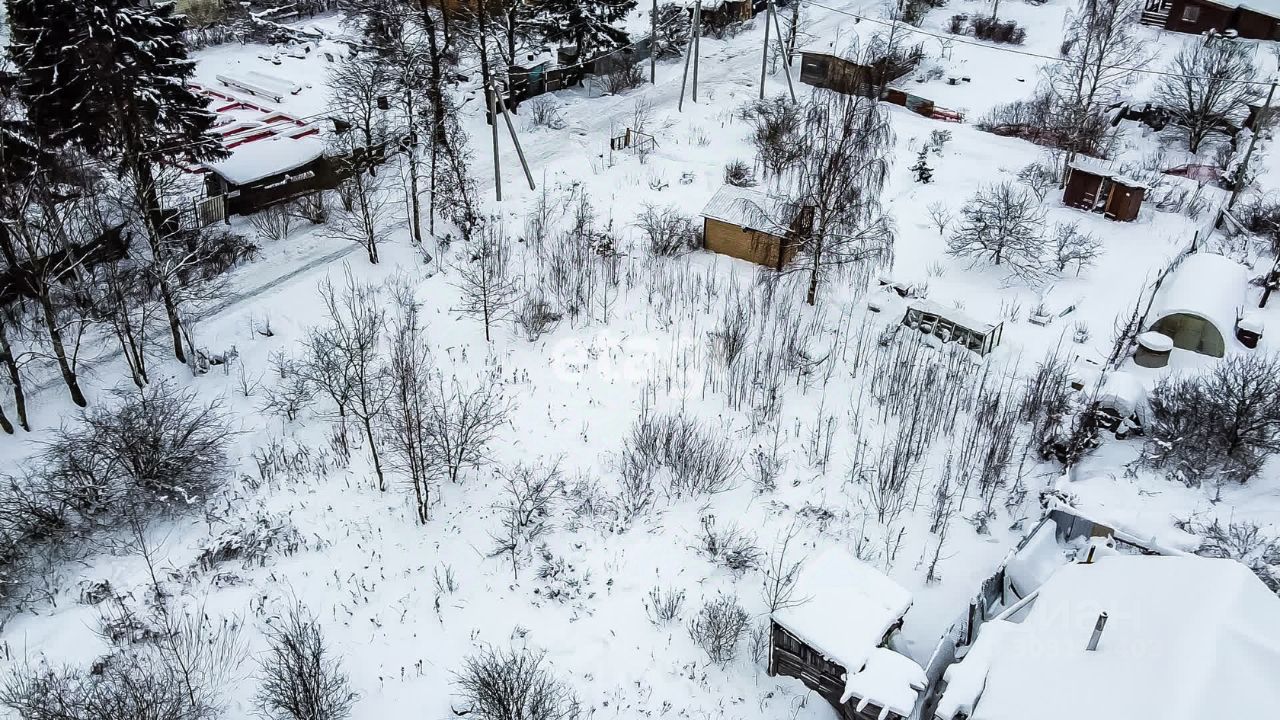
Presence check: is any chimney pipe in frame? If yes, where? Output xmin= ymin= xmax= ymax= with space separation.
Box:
xmin=1086 ymin=612 xmax=1108 ymax=651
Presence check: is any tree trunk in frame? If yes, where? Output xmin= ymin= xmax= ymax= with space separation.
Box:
xmin=405 ymin=89 xmax=424 ymax=244
xmin=362 ymin=414 xmax=386 ymax=491
xmin=132 ymin=156 xmax=188 ymax=364
xmin=0 ymin=321 xmax=27 ymax=431
xmin=38 ymin=293 xmax=87 ymax=407
xmin=806 ymin=233 xmax=823 ymax=306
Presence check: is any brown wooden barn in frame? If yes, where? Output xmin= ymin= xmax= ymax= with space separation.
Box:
xmin=691 ymin=0 xmax=754 ymax=29
xmin=798 ymin=48 xmax=915 ymax=99
xmin=1063 ymin=158 xmax=1147 ymax=222
xmin=770 ymin=548 xmax=927 ymax=720
xmin=699 ymin=185 xmax=797 ymax=269
xmin=1141 ymin=0 xmax=1280 ymax=39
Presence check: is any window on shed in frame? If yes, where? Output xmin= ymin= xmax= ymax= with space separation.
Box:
xmin=1182 ymin=4 xmax=1200 ymax=21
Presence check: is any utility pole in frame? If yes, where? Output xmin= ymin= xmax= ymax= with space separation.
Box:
xmin=1229 ymin=79 xmax=1276 ymax=210
xmin=651 ymin=0 xmax=658 ymax=84
xmin=692 ymin=2 xmax=701 ymax=103
xmin=496 ymin=91 xmax=535 ymax=191
xmin=679 ymin=2 xmax=700 ymax=111
xmin=768 ymin=0 xmax=795 ymax=102
xmin=488 ymin=83 xmax=502 ymax=201
xmin=759 ymin=1 xmax=771 ymax=100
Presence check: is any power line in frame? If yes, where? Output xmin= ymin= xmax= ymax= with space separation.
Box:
xmin=801 ymin=0 xmax=1278 ymax=87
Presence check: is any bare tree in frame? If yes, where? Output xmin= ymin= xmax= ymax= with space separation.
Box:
xmin=256 ymin=602 xmax=356 ymax=720
xmin=326 ymin=169 xmax=394 ymax=264
xmin=783 ymin=87 xmax=896 ymax=306
xmin=383 ymin=278 xmax=435 ymax=522
xmin=308 ymin=272 xmax=392 ymax=490
xmin=926 ymin=202 xmax=952 ymax=236
xmin=1145 ymin=354 xmax=1280 ymax=486
xmin=455 ymin=229 xmax=520 ymax=342
xmin=761 ymin=523 xmax=806 ymax=613
xmin=425 ymin=375 xmax=510 ymax=484
xmin=1051 ymin=221 xmax=1101 ymax=275
xmin=489 ymin=460 xmax=560 ymax=578
xmin=454 ymin=647 xmax=579 ymax=720
xmin=1155 ymin=36 xmax=1261 ymax=153
xmin=328 ymin=53 xmax=394 ymax=156
xmin=1048 ymin=0 xmax=1151 ymax=164
xmin=740 ymin=96 xmax=805 ymax=180
xmin=947 ymin=182 xmax=1048 ymax=285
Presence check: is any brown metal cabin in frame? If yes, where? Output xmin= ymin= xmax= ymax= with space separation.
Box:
xmin=699 ymin=185 xmax=798 ymax=269
xmin=1063 ymin=159 xmax=1146 ymax=222
xmin=1142 ymin=0 xmax=1280 ymax=39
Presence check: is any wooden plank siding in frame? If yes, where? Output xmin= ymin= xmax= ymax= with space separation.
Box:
xmin=1162 ymin=0 xmax=1280 ymax=38
xmin=768 ymin=622 xmax=907 ymax=720
xmin=703 ymin=217 xmax=794 ymax=269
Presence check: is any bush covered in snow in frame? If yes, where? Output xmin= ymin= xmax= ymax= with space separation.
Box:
xmin=1145 ymin=355 xmax=1280 ymax=487
xmin=454 ymin=647 xmax=579 ymax=720
xmin=688 ymin=596 xmax=749 ymax=664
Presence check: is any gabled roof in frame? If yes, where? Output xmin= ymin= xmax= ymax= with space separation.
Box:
xmin=203 ymin=136 xmax=326 ymax=186
xmin=699 ymin=184 xmax=790 ymax=237
xmin=936 ymin=555 xmax=1280 ymax=720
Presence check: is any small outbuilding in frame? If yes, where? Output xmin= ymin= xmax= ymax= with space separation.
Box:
xmin=1145 ymin=252 xmax=1249 ymax=358
xmin=1142 ymin=0 xmax=1280 ymax=40
xmin=203 ymin=136 xmax=333 ymax=216
xmin=699 ymin=185 xmax=797 ymax=269
xmin=934 ymin=554 xmax=1280 ymax=720
xmin=1063 ymin=157 xmax=1147 ymax=222
xmin=901 ymin=299 xmax=1003 ymax=356
xmin=799 ymin=45 xmax=916 ymax=100
xmin=771 ymin=548 xmax=926 ymax=720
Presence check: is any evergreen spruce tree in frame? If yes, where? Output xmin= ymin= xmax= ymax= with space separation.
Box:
xmin=527 ymin=0 xmax=638 ymax=55
xmin=910 ymin=147 xmax=933 ymax=184
xmin=7 ymin=0 xmax=227 ymax=364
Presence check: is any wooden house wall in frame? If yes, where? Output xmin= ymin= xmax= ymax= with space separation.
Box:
xmin=1164 ymin=0 xmax=1235 ymax=34
xmin=1163 ymin=0 xmax=1280 ymax=38
xmin=1063 ymin=167 xmax=1104 ymax=211
xmin=768 ymin=623 xmax=907 ymax=720
xmin=1104 ymin=183 xmax=1145 ymax=222
xmin=1233 ymin=7 xmax=1280 ymax=38
xmin=703 ymin=218 xmax=793 ymax=269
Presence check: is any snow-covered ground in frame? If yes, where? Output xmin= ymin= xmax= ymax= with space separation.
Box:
xmin=6 ymin=2 xmax=1280 ymax=719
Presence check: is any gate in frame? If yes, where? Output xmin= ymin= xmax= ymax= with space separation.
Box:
xmin=194 ymin=195 xmax=228 ymax=227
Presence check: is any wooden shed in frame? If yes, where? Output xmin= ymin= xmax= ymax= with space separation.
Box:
xmin=1141 ymin=0 xmax=1280 ymax=39
xmin=798 ymin=49 xmax=913 ymax=99
xmin=770 ymin=548 xmax=926 ymax=720
xmin=1063 ymin=158 xmax=1146 ymax=222
xmin=699 ymin=185 xmax=797 ymax=269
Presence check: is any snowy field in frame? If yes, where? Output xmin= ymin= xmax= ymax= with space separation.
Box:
xmin=4 ymin=1 xmax=1280 ymax=719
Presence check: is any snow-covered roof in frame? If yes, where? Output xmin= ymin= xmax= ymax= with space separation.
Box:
xmin=936 ymin=555 xmax=1280 ymax=720
xmin=774 ymin=548 xmax=922 ymax=717
xmin=699 ymin=184 xmax=789 ymax=237
xmin=1002 ymin=520 xmax=1065 ymax=598
xmin=203 ymin=136 xmax=326 ymax=186
xmin=1069 ymin=156 xmax=1149 ymax=189
xmin=775 ymin=547 xmax=913 ymax=670
xmin=1198 ymin=0 xmax=1280 ymax=18
xmin=1094 ymin=370 xmax=1147 ymax=417
xmin=841 ymin=647 xmax=927 ymax=716
xmin=907 ymin=298 xmax=999 ymax=335
xmin=1148 ymin=252 xmax=1248 ymax=341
